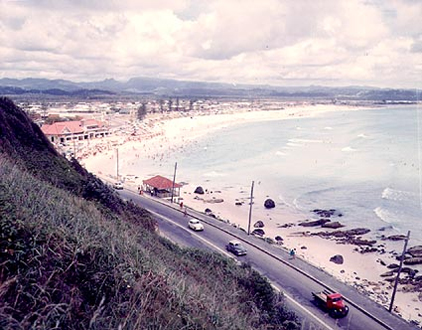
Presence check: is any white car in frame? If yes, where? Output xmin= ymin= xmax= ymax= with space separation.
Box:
xmin=188 ymin=219 xmax=204 ymax=231
xmin=113 ymin=181 xmax=123 ymax=190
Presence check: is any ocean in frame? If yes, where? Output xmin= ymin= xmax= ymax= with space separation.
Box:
xmin=129 ymin=106 xmax=422 ymax=246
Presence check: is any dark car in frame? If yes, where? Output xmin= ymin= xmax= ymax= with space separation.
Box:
xmin=226 ymin=240 xmax=247 ymax=256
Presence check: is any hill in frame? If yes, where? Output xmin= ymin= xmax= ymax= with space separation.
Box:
xmin=0 ymin=77 xmax=419 ymax=101
xmin=0 ymin=96 xmax=299 ymax=329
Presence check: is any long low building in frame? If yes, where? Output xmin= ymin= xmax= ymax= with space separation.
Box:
xmin=41 ymin=119 xmax=110 ymax=144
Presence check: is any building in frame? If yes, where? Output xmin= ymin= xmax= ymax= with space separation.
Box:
xmin=143 ymin=175 xmax=182 ymax=200
xmin=41 ymin=119 xmax=110 ymax=144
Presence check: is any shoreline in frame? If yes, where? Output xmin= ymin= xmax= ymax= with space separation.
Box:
xmin=81 ymin=104 xmax=422 ymax=325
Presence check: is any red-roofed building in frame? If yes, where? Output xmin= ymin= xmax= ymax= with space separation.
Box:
xmin=41 ymin=119 xmax=110 ymax=144
xmin=143 ymin=175 xmax=182 ymax=200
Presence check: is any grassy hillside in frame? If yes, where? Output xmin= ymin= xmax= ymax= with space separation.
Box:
xmin=0 ymin=97 xmax=299 ymax=329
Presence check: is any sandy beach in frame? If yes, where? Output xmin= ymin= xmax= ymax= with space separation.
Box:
xmin=81 ymin=103 xmax=422 ymax=326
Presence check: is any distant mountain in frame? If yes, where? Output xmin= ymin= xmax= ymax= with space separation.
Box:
xmin=0 ymin=77 xmax=419 ymax=101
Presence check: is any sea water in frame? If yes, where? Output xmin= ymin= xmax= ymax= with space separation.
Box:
xmin=133 ymin=106 xmax=422 ymax=245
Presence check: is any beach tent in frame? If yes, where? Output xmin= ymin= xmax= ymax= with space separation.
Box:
xmin=143 ymin=175 xmax=182 ymax=200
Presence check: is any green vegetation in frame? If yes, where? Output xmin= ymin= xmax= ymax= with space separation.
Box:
xmin=0 ymin=97 xmax=300 ymax=329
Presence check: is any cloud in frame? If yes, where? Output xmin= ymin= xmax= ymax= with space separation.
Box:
xmin=0 ymin=0 xmax=420 ymax=88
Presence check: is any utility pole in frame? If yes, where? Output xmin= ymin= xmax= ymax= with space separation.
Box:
xmin=171 ymin=162 xmax=177 ymax=203
xmin=116 ymin=148 xmax=119 ymax=180
xmin=389 ymin=230 xmax=410 ymax=313
xmin=247 ymin=181 xmax=254 ymax=235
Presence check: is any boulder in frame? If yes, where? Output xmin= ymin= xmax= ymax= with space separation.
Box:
xmin=404 ymin=257 xmax=422 ymax=265
xmin=264 ymin=199 xmax=275 ymax=209
xmin=254 ymin=220 xmax=265 ymax=228
xmin=204 ymin=208 xmax=212 ymax=214
xmin=194 ymin=186 xmax=205 ymax=194
xmin=252 ymin=228 xmax=265 ymax=237
xmin=407 ymin=245 xmax=422 ymax=257
xmin=387 ymin=263 xmax=400 ymax=269
xmin=321 ymin=221 xmax=344 ymax=229
xmin=383 ymin=234 xmax=407 ymax=241
xmin=329 ymin=254 xmax=344 ymax=265
xmin=380 ymin=271 xmax=395 ymax=277
xmin=299 ymin=219 xmax=330 ymax=227
xmin=274 ymin=236 xmax=284 ymax=243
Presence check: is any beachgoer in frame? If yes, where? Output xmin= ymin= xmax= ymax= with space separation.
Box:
xmin=180 ymin=201 xmax=184 ymax=209
xmin=183 ymin=207 xmax=187 ymax=217
xmin=289 ymin=248 xmax=296 ymax=259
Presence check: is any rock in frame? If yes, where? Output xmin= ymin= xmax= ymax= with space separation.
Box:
xmin=329 ymin=254 xmax=344 ymax=265
xmin=204 ymin=208 xmax=212 ymax=214
xmin=252 ymin=228 xmax=265 ymax=237
xmin=387 ymin=263 xmax=400 ymax=269
xmin=194 ymin=186 xmax=205 ymax=194
xmin=300 ymin=246 xmax=307 ymax=250
xmin=404 ymin=257 xmax=422 ymax=265
xmin=351 ymin=238 xmax=377 ymax=246
xmin=407 ymin=245 xmax=422 ymax=258
xmin=254 ymin=220 xmax=265 ymax=228
xmin=299 ymin=219 xmax=330 ymax=227
xmin=274 ymin=236 xmax=283 ymax=244
xmin=277 ymin=223 xmax=295 ymax=228
xmin=380 ymin=270 xmax=394 ymax=277
xmin=235 ymin=201 xmax=243 ymax=206
xmin=321 ymin=221 xmax=344 ymax=229
xmin=383 ymin=234 xmax=407 ymax=241
xmin=264 ymin=199 xmax=275 ymax=209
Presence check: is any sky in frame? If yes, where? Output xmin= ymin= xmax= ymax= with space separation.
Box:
xmin=0 ymin=0 xmax=421 ymax=89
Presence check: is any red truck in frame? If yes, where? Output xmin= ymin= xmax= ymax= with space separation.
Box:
xmin=312 ymin=290 xmax=349 ymax=318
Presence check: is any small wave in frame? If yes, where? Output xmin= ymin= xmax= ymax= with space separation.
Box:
xmin=324 ymin=126 xmax=333 ymax=130
xmin=203 ymin=171 xmax=226 ymax=177
xmin=381 ymin=187 xmax=414 ymax=201
xmin=374 ymin=207 xmax=392 ymax=223
xmin=275 ymin=151 xmax=287 ymax=156
xmin=341 ymin=146 xmax=357 ymax=152
xmin=289 ymin=138 xmax=323 ymax=143
xmin=358 ymin=133 xmax=369 ymax=138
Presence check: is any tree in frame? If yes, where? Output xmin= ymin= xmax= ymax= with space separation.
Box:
xmin=137 ymin=103 xmax=147 ymax=120
xmin=168 ymin=98 xmax=173 ymax=112
xmin=159 ymin=99 xmax=164 ymax=113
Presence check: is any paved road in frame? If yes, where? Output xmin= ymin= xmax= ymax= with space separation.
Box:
xmin=119 ymin=188 xmax=418 ymax=330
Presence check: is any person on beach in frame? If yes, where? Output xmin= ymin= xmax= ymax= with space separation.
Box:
xmin=183 ymin=206 xmax=187 ymax=217
xmin=180 ymin=201 xmax=183 ymax=209
xmin=289 ymin=248 xmax=296 ymax=259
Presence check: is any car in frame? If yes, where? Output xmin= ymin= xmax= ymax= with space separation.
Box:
xmin=226 ymin=240 xmax=247 ymax=256
xmin=113 ymin=181 xmax=124 ymax=190
xmin=188 ymin=218 xmax=204 ymax=231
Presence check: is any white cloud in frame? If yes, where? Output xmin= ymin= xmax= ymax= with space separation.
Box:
xmin=0 ymin=0 xmax=420 ymax=88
